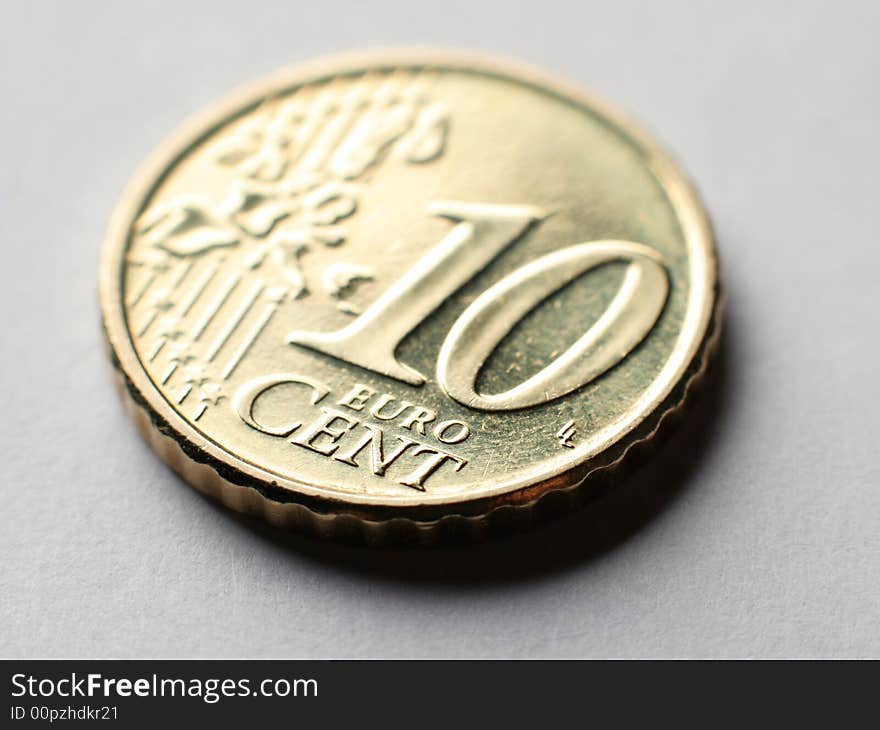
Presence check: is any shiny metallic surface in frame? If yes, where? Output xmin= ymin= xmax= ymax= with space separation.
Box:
xmin=100 ymin=50 xmax=720 ymax=539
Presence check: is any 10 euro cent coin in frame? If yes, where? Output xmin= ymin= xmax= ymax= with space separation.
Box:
xmin=100 ymin=50 xmax=721 ymax=543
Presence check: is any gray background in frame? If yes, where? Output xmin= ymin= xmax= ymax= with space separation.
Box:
xmin=1 ymin=0 xmax=877 ymax=658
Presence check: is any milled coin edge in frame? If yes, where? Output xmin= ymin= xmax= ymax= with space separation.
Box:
xmin=104 ymin=286 xmax=723 ymax=544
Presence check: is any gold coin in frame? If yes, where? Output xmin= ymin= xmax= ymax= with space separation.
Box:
xmin=100 ymin=50 xmax=721 ymax=542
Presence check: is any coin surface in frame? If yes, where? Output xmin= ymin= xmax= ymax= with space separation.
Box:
xmin=100 ymin=50 xmax=720 ymax=541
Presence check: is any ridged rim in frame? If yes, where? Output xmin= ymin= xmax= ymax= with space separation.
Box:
xmin=105 ymin=291 xmax=722 ymax=544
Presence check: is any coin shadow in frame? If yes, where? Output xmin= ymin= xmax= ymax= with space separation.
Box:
xmin=214 ymin=310 xmax=733 ymax=586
